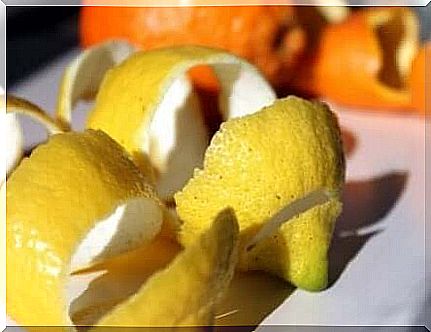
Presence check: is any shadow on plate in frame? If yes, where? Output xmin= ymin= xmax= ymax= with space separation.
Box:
xmin=214 ymin=272 xmax=295 ymax=332
xmin=329 ymin=171 xmax=408 ymax=286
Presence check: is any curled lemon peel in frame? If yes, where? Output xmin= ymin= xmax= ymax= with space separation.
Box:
xmin=56 ymin=41 xmax=276 ymax=198
xmin=7 ymin=130 xmax=164 ymax=327
xmin=56 ymin=40 xmax=136 ymax=129
xmin=3 ymin=94 xmax=67 ymax=181
xmin=176 ymin=96 xmax=345 ymax=291
xmin=7 ymin=95 xmax=66 ymax=135
xmin=7 ymin=128 xmax=239 ymax=330
xmin=95 ymin=209 xmax=238 ymax=328
xmin=6 ymin=138 xmax=238 ymax=331
xmin=1 ymin=91 xmax=23 ymax=180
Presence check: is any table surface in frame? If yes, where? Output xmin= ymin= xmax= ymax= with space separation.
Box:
xmin=6 ymin=49 xmax=430 ymax=331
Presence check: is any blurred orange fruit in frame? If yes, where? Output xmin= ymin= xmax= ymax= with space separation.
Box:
xmin=409 ymin=43 xmax=430 ymax=114
xmin=80 ymin=6 xmax=306 ymax=90
xmin=296 ymin=8 xmax=419 ymax=111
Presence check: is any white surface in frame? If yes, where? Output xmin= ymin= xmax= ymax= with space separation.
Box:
xmin=6 ymin=50 xmax=430 ymax=330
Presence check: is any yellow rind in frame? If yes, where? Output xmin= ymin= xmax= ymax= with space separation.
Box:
xmin=7 ymin=130 xmax=161 ymax=327
xmin=56 ymin=40 xmax=136 ymax=129
xmin=86 ymin=45 xmax=275 ymax=173
xmin=7 ymin=95 xmax=66 ymax=134
xmin=175 ymin=96 xmax=345 ymax=291
xmin=95 ymin=208 xmax=239 ymax=328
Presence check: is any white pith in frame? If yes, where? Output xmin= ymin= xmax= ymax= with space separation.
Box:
xmin=396 ymin=12 xmax=418 ymax=83
xmin=58 ymin=40 xmax=136 ymax=125
xmin=246 ymin=189 xmax=335 ymax=251
xmin=212 ymin=61 xmax=276 ymax=118
xmin=66 ymin=197 xmax=163 ymax=328
xmin=2 ymin=113 xmax=23 ymax=180
xmin=146 ymin=75 xmax=209 ymax=199
xmin=70 ymin=197 xmax=163 ymax=272
xmin=144 ymin=59 xmax=276 ymax=199
xmin=369 ymin=10 xmax=418 ymax=90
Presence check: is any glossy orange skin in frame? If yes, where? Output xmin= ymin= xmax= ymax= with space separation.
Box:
xmin=80 ymin=6 xmax=305 ymax=90
xmin=297 ymin=8 xmax=417 ymax=111
xmin=409 ymin=43 xmax=430 ymax=114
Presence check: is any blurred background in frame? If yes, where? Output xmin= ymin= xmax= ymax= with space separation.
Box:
xmin=6 ymin=5 xmax=430 ymax=113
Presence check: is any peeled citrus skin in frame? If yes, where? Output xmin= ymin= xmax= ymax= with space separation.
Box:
xmin=80 ymin=6 xmax=305 ymax=89
xmin=85 ymin=45 xmax=275 ymax=198
xmin=409 ymin=43 xmax=430 ymax=114
xmin=175 ymin=96 xmax=345 ymax=291
xmin=97 ymin=209 xmax=239 ymax=327
xmin=85 ymin=46 xmax=223 ymax=162
xmin=6 ymin=130 xmax=160 ymax=326
xmin=309 ymin=8 xmax=418 ymax=110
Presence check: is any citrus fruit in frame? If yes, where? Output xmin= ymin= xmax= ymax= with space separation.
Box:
xmin=1 ymin=92 xmax=23 ymax=180
xmin=56 ymin=40 xmax=136 ymax=129
xmin=95 ymin=209 xmax=238 ymax=328
xmin=298 ymin=8 xmax=419 ymax=110
xmin=79 ymin=6 xmax=306 ymax=90
xmin=8 ymin=95 xmax=66 ymax=134
xmin=56 ymin=42 xmax=276 ymax=199
xmin=69 ymin=235 xmax=183 ymax=326
xmin=409 ymin=43 xmax=430 ymax=114
xmin=3 ymin=95 xmax=67 ymax=182
xmin=175 ymin=96 xmax=345 ymax=291
xmin=7 ymin=130 xmax=164 ymax=326
xmin=8 ymin=161 xmax=238 ymax=328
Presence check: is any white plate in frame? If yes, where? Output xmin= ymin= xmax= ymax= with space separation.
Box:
xmin=6 ymin=49 xmax=430 ymax=330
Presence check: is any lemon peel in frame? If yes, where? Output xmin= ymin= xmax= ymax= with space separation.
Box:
xmin=245 ymin=188 xmax=336 ymax=252
xmin=94 ymin=208 xmax=238 ymax=328
xmin=7 ymin=95 xmax=66 ymax=135
xmin=7 ymin=130 xmax=163 ymax=326
xmin=2 ymin=112 xmax=22 ymax=179
xmin=3 ymin=95 xmax=68 ymax=181
xmin=3 ymin=95 xmax=68 ymax=182
xmin=69 ymin=235 xmax=183 ymax=326
xmin=175 ymin=96 xmax=345 ymax=291
xmin=56 ymin=40 xmax=136 ymax=129
xmin=1 ymin=91 xmax=23 ymax=180
xmin=56 ymin=41 xmax=276 ymax=198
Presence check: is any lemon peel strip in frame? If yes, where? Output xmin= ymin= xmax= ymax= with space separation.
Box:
xmin=56 ymin=40 xmax=136 ymax=129
xmin=70 ymin=43 xmax=276 ymax=198
xmin=176 ymin=96 xmax=345 ymax=291
xmin=7 ymin=130 xmax=163 ymax=327
xmin=93 ymin=208 xmax=238 ymax=328
xmin=7 ymin=95 xmax=66 ymax=135
xmin=2 ymin=114 xmax=22 ymax=178
xmin=1 ymin=90 xmax=23 ymax=180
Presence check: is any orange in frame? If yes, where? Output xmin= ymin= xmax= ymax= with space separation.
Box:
xmin=287 ymin=7 xmax=331 ymax=97
xmin=79 ymin=6 xmax=306 ymax=90
xmin=295 ymin=8 xmax=419 ymax=111
xmin=409 ymin=43 xmax=430 ymax=114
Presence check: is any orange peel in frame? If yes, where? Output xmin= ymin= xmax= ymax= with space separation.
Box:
xmin=79 ymin=6 xmax=306 ymax=90
xmin=307 ymin=8 xmax=419 ymax=110
xmin=409 ymin=43 xmax=430 ymax=114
